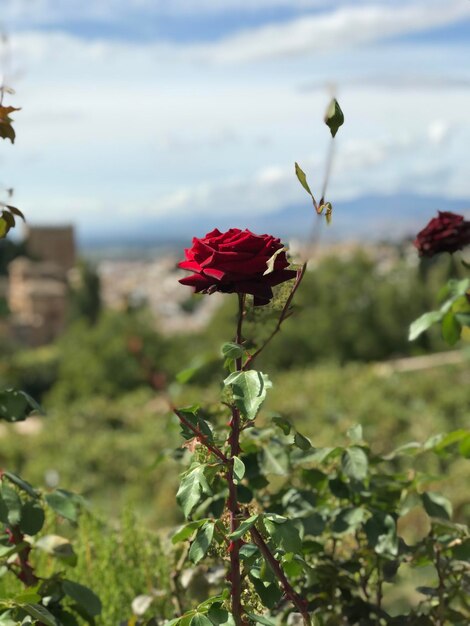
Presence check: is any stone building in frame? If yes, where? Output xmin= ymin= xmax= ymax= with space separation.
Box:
xmin=7 ymin=225 xmax=75 ymax=346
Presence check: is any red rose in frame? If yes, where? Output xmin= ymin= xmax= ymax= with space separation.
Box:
xmin=414 ymin=211 xmax=470 ymax=257
xmin=178 ymin=228 xmax=296 ymax=305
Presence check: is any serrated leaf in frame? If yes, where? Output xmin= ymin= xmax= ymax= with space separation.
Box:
xmin=45 ymin=490 xmax=79 ymax=522
xmin=264 ymin=517 xmax=302 ymax=553
xmin=172 ymin=519 xmax=208 ymax=544
xmin=224 ymin=370 xmax=272 ymax=421
xmin=228 ymin=514 xmax=259 ymax=541
xmin=189 ymin=522 xmax=215 ymax=565
xmin=221 ymin=343 xmax=244 ymax=360
xmin=176 ymin=464 xmax=211 ymax=518
xmin=324 ymin=98 xmax=344 ymax=137
xmin=232 ymin=457 xmax=245 ymax=483
xmin=294 ymin=162 xmax=314 ymax=199
xmin=341 ymin=447 xmax=368 ymax=481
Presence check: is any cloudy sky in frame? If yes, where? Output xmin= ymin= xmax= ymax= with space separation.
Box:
xmin=1 ymin=0 xmax=470 ymax=241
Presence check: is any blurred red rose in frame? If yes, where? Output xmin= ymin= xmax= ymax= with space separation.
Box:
xmin=178 ymin=228 xmax=296 ymax=305
xmin=414 ymin=211 xmax=470 ymax=257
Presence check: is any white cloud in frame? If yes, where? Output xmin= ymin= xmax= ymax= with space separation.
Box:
xmin=200 ymin=1 xmax=470 ymax=63
xmin=0 ymin=0 xmax=411 ymax=24
xmin=1 ymin=2 xmax=469 ymax=237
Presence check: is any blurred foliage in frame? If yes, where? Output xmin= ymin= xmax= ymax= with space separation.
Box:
xmin=68 ymin=261 xmax=102 ymax=326
xmin=0 ymin=237 xmax=27 ymax=275
xmin=1 ymin=362 xmax=468 ymax=530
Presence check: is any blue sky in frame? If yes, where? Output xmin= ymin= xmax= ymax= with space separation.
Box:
xmin=1 ymin=0 xmax=470 ymax=241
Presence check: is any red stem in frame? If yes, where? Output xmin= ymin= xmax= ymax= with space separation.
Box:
xmin=250 ymin=526 xmax=311 ymax=626
xmin=226 ymin=293 xmax=245 ymax=626
xmin=8 ymin=526 xmax=37 ymax=587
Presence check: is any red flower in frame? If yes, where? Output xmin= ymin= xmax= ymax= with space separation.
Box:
xmin=178 ymin=228 xmax=296 ymax=305
xmin=414 ymin=211 xmax=470 ymax=257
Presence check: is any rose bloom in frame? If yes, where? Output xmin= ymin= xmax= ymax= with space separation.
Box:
xmin=414 ymin=211 xmax=470 ymax=257
xmin=178 ymin=228 xmax=296 ymax=305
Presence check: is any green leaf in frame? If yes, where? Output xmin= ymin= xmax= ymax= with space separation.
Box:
xmin=245 ymin=614 xmax=276 ymax=626
xmin=13 ymin=592 xmax=41 ymax=604
xmin=189 ymin=521 xmax=215 ymax=565
xmin=19 ymin=501 xmax=45 ymax=536
xmin=422 ymin=492 xmax=452 ymax=520
xmin=0 ymin=389 xmax=42 ymax=423
xmin=221 ymin=343 xmax=244 ymax=361
xmin=45 ymin=490 xmax=80 ymax=522
xmin=346 ymin=424 xmax=363 ymax=443
xmin=62 ymin=580 xmax=102 ymax=617
xmin=271 ymin=415 xmax=291 ymax=435
xmin=172 ymin=519 xmax=208 ymax=544
xmin=294 ymin=431 xmax=311 ymax=451
xmin=260 ymin=443 xmax=289 ymax=476
xmin=441 ymin=310 xmax=461 ymax=345
xmin=341 ymin=447 xmax=368 ymax=481
xmin=189 ymin=614 xmax=212 ymax=626
xmin=176 ymin=464 xmax=211 ymax=518
xmin=1 ymin=484 xmax=22 ymax=525
xmin=3 ymin=472 xmax=38 ymax=499
xmin=364 ymin=512 xmax=398 ymax=556
xmin=232 ymin=457 xmax=245 ymax=484
xmin=228 ymin=514 xmax=259 ymax=541
xmin=21 ymin=604 xmax=58 ymax=626
xmin=224 ymin=370 xmax=272 ymax=421
xmin=324 ymin=98 xmax=344 ymax=137
xmin=178 ymin=407 xmax=214 ymax=443
xmin=207 ymin=607 xmax=235 ymax=625
xmin=409 ymin=310 xmax=442 ymax=341
xmin=332 ymin=507 xmax=366 ymax=534
xmin=264 ymin=517 xmax=302 ymax=553
xmin=294 ymin=162 xmax=315 ymax=205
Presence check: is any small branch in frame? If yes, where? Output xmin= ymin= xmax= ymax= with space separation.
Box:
xmin=319 ymin=137 xmax=335 ymax=206
xmin=243 ymin=263 xmax=307 ymax=370
xmin=250 ymin=526 xmax=311 ymax=626
xmin=172 ymin=406 xmax=229 ymax=464
xmin=170 ymin=543 xmax=189 ymax=616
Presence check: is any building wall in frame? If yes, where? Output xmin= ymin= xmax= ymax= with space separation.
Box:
xmin=26 ymin=225 xmax=76 ymax=271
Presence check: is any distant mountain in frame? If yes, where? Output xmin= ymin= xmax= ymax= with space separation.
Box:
xmin=79 ymin=192 xmax=470 ymax=256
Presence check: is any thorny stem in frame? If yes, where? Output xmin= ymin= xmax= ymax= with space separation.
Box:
xmin=7 ymin=526 xmax=37 ymax=587
xmin=243 ymin=263 xmax=307 ymax=370
xmin=172 ymin=406 xmax=229 ymax=464
xmin=250 ymin=526 xmax=311 ymax=626
xmin=226 ymin=293 xmax=245 ymax=625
